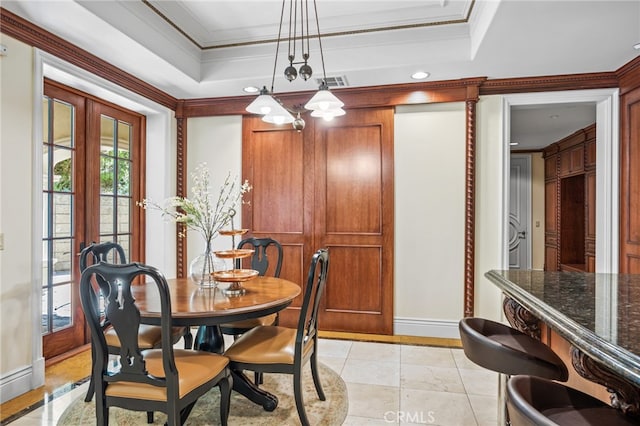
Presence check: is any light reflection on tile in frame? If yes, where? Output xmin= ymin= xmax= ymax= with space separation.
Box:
xmin=10 ymin=339 xmax=498 ymax=426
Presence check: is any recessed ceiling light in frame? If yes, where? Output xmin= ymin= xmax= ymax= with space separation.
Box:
xmin=634 ymin=42 xmax=640 ymax=50
xmin=411 ymin=71 xmax=430 ymax=80
xmin=243 ymin=86 xmax=260 ymax=93
xmin=510 ymin=142 xmax=519 ymax=146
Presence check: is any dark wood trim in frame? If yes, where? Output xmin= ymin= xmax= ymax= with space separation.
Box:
xmin=479 ymin=72 xmax=619 ymax=96
xmin=617 ymin=55 xmax=640 ymax=96
xmin=176 ymin=114 xmax=187 ymax=277
xmin=180 ymin=77 xmax=488 ymax=117
xmin=0 ymin=7 xmax=178 ymax=110
xmin=464 ymin=98 xmax=477 ymax=317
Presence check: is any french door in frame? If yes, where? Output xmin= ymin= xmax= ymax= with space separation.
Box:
xmin=41 ymin=80 xmax=144 ymax=359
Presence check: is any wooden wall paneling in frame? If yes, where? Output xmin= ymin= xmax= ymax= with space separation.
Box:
xmin=241 ymin=116 xmax=315 ymax=324
xmin=313 ymin=108 xmax=395 ymax=334
xmin=620 ymin=85 xmax=640 ymax=273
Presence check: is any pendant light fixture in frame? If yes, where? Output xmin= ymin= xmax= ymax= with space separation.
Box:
xmin=245 ymin=0 xmax=345 ymax=129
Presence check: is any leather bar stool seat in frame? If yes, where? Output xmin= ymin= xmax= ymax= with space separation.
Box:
xmin=507 ymin=375 xmax=637 ymax=426
xmin=459 ymin=317 xmax=568 ymax=381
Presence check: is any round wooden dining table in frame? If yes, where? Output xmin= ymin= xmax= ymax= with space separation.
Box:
xmin=131 ymin=276 xmax=301 ymax=411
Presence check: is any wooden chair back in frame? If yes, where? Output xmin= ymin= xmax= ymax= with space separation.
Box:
xmin=236 ymin=237 xmax=283 ymax=277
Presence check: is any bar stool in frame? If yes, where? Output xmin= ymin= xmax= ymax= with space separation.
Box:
xmin=507 ymin=375 xmax=637 ymax=426
xmin=459 ymin=317 xmax=568 ymax=381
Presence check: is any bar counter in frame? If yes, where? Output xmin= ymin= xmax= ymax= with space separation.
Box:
xmin=486 ymin=269 xmax=640 ymax=416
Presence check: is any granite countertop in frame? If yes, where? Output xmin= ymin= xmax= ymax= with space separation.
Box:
xmin=486 ymin=269 xmax=640 ymax=387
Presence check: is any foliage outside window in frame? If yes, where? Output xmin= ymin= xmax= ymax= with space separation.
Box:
xmin=53 ymin=150 xmax=130 ymax=193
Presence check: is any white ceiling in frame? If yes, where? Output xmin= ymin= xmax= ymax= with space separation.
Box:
xmin=3 ymin=0 xmax=639 ymax=149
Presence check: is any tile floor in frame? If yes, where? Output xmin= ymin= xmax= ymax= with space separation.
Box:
xmin=8 ymin=338 xmax=499 ymax=425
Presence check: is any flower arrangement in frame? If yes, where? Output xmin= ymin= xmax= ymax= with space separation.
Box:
xmin=137 ymin=162 xmax=251 ymax=284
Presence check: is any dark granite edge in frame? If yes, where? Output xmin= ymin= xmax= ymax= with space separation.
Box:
xmin=485 ymin=270 xmax=640 ymax=387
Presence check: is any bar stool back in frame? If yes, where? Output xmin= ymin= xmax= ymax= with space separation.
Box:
xmin=459 ymin=317 xmax=568 ymax=381
xmin=507 ymin=375 xmax=637 ymax=426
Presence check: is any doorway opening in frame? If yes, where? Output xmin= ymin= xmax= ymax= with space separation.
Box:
xmin=502 ymin=89 xmax=619 ymax=273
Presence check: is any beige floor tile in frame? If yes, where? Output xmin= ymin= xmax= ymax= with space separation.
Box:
xmin=341 ymin=358 xmax=400 ymax=387
xmin=319 ymin=355 xmax=347 ymax=375
xmin=346 ymin=382 xmax=400 ymax=421
xmin=401 ymin=364 xmax=466 ymax=393
xmin=468 ymin=394 xmax=499 ymax=426
xmin=400 ymin=388 xmax=478 ymax=426
xmin=451 ymin=348 xmax=483 ymax=370
xmin=348 ymin=341 xmax=401 ymax=362
xmin=458 ymin=368 xmax=499 ymax=397
xmin=401 ymin=346 xmax=457 ymax=368
xmin=318 ymin=338 xmax=353 ymax=358
xmin=344 ymin=414 xmax=398 ymax=425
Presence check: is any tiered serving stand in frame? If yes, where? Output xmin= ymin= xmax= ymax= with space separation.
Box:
xmin=212 ymin=228 xmax=258 ymax=296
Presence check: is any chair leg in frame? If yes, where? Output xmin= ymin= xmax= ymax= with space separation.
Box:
xmin=84 ymin=345 xmax=96 ymax=402
xmin=146 ymin=411 xmax=154 ymax=423
xmin=84 ymin=375 xmax=96 ymax=402
xmin=219 ymin=373 xmax=233 ymax=426
xmin=310 ymin=352 xmax=325 ymax=400
xmin=254 ymin=371 xmax=264 ymax=385
xmin=293 ymin=371 xmax=311 ymax=426
xmin=183 ymin=328 xmax=193 ymax=349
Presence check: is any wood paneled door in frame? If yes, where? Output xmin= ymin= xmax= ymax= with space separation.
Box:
xmin=242 ymin=107 xmax=394 ymax=334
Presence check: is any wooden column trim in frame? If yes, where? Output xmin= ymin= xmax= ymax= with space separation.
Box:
xmin=175 ymin=103 xmax=187 ymax=277
xmin=463 ymin=82 xmax=480 ymax=317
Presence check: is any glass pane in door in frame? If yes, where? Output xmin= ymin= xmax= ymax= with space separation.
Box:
xmin=42 ymin=97 xmax=76 ymax=334
xmin=99 ymin=115 xmax=133 ymax=258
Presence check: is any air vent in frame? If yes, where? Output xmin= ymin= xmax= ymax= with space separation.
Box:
xmin=316 ymin=76 xmax=348 ymax=87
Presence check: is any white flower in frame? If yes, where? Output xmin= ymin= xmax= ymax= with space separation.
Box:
xmin=138 ymin=163 xmax=251 ymax=245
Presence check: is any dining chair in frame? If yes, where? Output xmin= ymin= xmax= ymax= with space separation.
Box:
xmin=79 ymin=261 xmax=232 ymax=426
xmin=219 ymin=237 xmax=283 ymax=384
xmin=224 ymin=248 xmax=329 ymax=426
xmin=79 ymin=242 xmax=192 ymax=405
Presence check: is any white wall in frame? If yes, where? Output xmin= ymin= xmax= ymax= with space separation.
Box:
xmin=394 ymin=103 xmax=466 ymax=338
xmin=0 ymin=34 xmax=39 ymax=403
xmin=474 ymin=95 xmax=507 ymax=321
xmin=185 ymin=116 xmax=243 ymax=261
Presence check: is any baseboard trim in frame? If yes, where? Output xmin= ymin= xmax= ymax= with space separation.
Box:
xmin=394 ymin=317 xmax=460 ymax=339
xmin=0 ymin=365 xmax=34 ymax=404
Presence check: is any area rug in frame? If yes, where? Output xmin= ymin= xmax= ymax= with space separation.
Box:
xmin=57 ymin=363 xmax=347 ymax=425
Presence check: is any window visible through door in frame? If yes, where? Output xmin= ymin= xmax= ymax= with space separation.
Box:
xmin=41 ymin=79 xmax=145 ymax=359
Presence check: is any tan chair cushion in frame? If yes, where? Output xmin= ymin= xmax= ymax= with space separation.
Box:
xmin=224 ymin=326 xmax=314 ymax=365
xmin=105 ymin=325 xmax=185 ymax=349
xmin=105 ymin=349 xmax=229 ymax=401
xmin=220 ymin=313 xmax=277 ymax=330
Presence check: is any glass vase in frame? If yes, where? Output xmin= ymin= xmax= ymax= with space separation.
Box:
xmin=189 ymin=243 xmax=221 ymax=287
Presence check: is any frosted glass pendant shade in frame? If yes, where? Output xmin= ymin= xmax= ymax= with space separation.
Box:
xmin=262 ymin=102 xmax=295 ymax=124
xmin=310 ymin=107 xmax=346 ymax=121
xmin=304 ymin=89 xmax=344 ymax=112
xmin=246 ymin=93 xmax=283 ymax=115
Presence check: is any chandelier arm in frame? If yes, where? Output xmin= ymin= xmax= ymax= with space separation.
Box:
xmin=302 ymin=0 xmax=309 ymax=58
xmin=272 ymin=0 xmax=288 ymax=92
xmin=312 ymin=0 xmax=327 ymax=83
xmin=289 ymin=0 xmax=297 ymax=62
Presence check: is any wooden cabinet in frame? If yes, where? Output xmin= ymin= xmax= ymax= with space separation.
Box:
xmin=559 ymin=145 xmax=584 ymax=176
xmin=543 ymin=124 xmax=596 ymax=272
